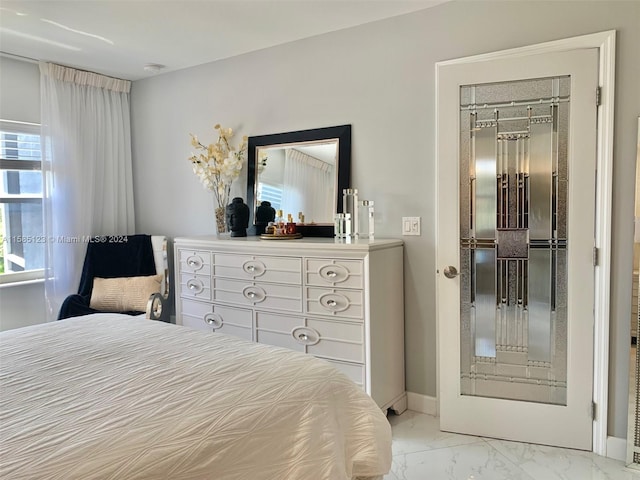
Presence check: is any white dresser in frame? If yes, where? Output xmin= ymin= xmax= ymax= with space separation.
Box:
xmin=174 ymin=235 xmax=406 ymax=413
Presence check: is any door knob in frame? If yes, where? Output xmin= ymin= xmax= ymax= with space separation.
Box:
xmin=444 ymin=266 xmax=459 ymax=279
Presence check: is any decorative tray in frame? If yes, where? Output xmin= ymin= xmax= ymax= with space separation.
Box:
xmin=259 ymin=233 xmax=303 ymax=240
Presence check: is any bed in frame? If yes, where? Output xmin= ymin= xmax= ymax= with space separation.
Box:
xmin=0 ymin=314 xmax=391 ymax=479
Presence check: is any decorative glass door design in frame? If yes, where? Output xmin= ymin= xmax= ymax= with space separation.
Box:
xmin=459 ymin=77 xmax=570 ymax=406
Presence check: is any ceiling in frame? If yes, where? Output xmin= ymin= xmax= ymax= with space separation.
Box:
xmin=0 ymin=0 xmax=447 ymax=81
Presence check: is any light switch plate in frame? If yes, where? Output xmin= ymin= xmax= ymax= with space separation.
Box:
xmin=402 ymin=216 xmax=421 ymax=236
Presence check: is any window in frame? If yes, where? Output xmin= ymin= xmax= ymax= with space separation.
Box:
xmin=0 ymin=120 xmax=43 ymax=283
xmin=257 ymin=182 xmax=283 ymax=211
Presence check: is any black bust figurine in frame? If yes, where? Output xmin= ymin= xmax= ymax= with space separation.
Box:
xmin=254 ymin=200 xmax=276 ymax=235
xmin=225 ymin=197 xmax=250 ymax=237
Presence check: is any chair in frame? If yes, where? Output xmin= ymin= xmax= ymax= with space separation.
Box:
xmin=58 ymin=234 xmax=170 ymax=322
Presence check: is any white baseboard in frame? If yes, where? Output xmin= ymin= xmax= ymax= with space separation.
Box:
xmin=607 ymin=436 xmax=627 ymax=462
xmin=405 ymin=393 xmax=625 ymax=460
xmin=406 ymin=391 xmax=437 ymax=416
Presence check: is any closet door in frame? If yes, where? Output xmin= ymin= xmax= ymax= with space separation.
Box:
xmin=437 ymin=48 xmax=598 ymax=450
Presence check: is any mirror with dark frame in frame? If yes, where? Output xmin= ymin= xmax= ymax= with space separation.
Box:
xmin=246 ymin=125 xmax=351 ymax=237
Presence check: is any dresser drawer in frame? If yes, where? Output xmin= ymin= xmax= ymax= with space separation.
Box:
xmin=214 ymin=253 xmax=301 ymax=284
xmin=255 ymin=314 xmax=304 ymax=353
xmin=305 ymin=287 xmax=363 ymax=320
xmin=179 ymin=298 xmax=211 ymax=333
xmin=305 ymin=259 xmax=364 ymax=289
xmin=214 ymin=277 xmax=302 ymax=312
xmin=180 ymin=274 xmax=211 ymax=301
xmin=324 ymin=359 xmax=365 ymax=388
xmin=255 ymin=311 xmax=364 ymax=363
xmin=180 ymin=298 xmax=253 ymax=341
xmin=178 ymin=249 xmax=212 ymax=276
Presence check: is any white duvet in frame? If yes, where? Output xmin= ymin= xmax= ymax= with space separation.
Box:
xmin=0 ymin=314 xmax=391 ymax=479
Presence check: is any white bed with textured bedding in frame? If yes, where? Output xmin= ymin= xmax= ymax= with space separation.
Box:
xmin=0 ymin=314 xmax=391 ymax=479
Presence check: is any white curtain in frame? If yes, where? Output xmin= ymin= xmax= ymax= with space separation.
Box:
xmin=40 ymin=62 xmax=135 ymax=321
xmin=281 ymin=149 xmax=333 ymax=223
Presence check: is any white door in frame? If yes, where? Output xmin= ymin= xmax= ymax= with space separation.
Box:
xmin=437 ymin=48 xmax=598 ymax=450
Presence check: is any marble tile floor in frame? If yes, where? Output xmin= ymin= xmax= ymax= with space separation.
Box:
xmin=384 ymin=410 xmax=640 ymax=480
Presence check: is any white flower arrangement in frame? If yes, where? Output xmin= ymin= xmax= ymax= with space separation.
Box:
xmin=188 ymin=124 xmax=248 ymax=213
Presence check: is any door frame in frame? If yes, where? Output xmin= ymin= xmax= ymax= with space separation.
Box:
xmin=435 ymin=30 xmax=616 ymax=455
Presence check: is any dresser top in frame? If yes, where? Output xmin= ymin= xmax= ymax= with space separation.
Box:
xmin=174 ymin=235 xmax=403 ymax=253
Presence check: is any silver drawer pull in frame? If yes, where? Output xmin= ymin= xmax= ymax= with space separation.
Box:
xmin=204 ymin=313 xmax=223 ymax=329
xmin=319 ymin=264 xmax=349 ymax=283
xmin=243 ymin=260 xmax=266 ymax=276
xmin=318 ymin=293 xmax=349 ymax=313
xmin=186 ymin=278 xmax=204 ymax=294
xmin=186 ymin=255 xmax=203 ymax=270
xmin=205 ymin=316 xmax=222 ymax=326
xmin=291 ymin=327 xmax=320 ymax=346
xmin=242 ymin=285 xmax=266 ymax=303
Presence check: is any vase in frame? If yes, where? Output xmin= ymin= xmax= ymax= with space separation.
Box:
xmin=214 ymin=206 xmax=229 ymax=236
xmin=342 ymin=188 xmax=358 ymax=238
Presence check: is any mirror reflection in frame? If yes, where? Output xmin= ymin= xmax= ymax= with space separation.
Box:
xmin=256 ymin=139 xmax=338 ymax=224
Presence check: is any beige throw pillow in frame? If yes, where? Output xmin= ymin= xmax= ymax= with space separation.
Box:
xmin=90 ymin=275 xmax=162 ymax=312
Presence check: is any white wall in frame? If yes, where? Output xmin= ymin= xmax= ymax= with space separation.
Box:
xmin=130 ymin=0 xmax=640 ymax=439
xmin=0 ymin=57 xmax=46 ymax=331
xmin=0 ymin=281 xmax=46 ymax=331
xmin=0 ymin=56 xmax=40 ymax=124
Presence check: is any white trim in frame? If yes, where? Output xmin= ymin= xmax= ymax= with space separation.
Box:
xmin=607 ymin=436 xmax=627 ymax=462
xmin=0 ymin=269 xmax=44 ymax=285
xmin=0 ymin=52 xmax=39 ymax=64
xmin=592 ymin=30 xmax=616 ymax=457
xmin=407 ymin=392 xmax=437 ymax=416
xmin=434 ymin=30 xmax=616 ymax=455
xmin=0 ymin=119 xmax=41 ymax=133
xmin=0 ymin=277 xmax=44 ymax=289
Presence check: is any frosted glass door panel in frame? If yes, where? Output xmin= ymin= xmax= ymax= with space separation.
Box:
xmin=474 ymin=249 xmax=497 ymax=358
xmin=459 ymin=77 xmax=569 ymax=406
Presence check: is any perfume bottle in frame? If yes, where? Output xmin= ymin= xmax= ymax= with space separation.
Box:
xmin=275 ymin=209 xmax=285 ymax=235
xmin=265 ymin=222 xmax=275 ymax=235
xmin=286 ymin=213 xmax=297 ymax=234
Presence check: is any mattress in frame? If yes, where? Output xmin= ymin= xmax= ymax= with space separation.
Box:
xmin=0 ymin=314 xmax=391 ymax=479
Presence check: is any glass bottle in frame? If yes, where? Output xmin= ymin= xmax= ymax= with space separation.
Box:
xmin=358 ymin=200 xmax=374 ymax=239
xmin=275 ymin=209 xmax=285 ymax=235
xmin=343 ymin=188 xmax=358 ymax=237
xmin=334 ymin=213 xmax=352 ymax=238
xmin=286 ymin=213 xmax=296 ymax=234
